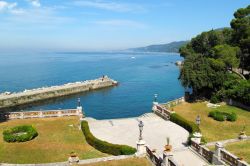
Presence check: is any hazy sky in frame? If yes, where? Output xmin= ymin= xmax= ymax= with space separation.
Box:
xmin=0 ymin=0 xmax=249 ymax=52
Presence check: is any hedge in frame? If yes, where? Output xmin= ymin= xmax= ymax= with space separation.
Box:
xmin=3 ymin=125 xmax=38 ymax=142
xmin=170 ymin=113 xmax=203 ymax=144
xmin=208 ymin=110 xmax=237 ymax=122
xmin=170 ymin=113 xmax=200 ymax=134
xmin=81 ymin=121 xmax=136 ymax=155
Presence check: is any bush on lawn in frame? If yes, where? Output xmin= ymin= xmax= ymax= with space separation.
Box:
xmin=3 ymin=125 xmax=38 ymax=142
xmin=208 ymin=110 xmax=237 ymax=122
xmin=81 ymin=120 xmax=136 ymax=155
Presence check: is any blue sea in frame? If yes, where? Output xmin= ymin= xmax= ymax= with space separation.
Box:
xmin=0 ymin=52 xmax=184 ymax=119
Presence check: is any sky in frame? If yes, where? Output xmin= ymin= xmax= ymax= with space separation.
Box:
xmin=0 ymin=0 xmax=249 ymax=52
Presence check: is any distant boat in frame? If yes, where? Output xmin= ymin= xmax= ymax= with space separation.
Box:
xmin=131 ymin=56 xmax=136 ymax=59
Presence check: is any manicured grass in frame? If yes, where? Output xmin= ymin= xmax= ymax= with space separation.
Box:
xmin=225 ymin=140 xmax=250 ymax=163
xmin=0 ymin=117 xmax=107 ymax=164
xmin=79 ymin=157 xmax=151 ymax=166
xmin=171 ymin=102 xmax=250 ymax=142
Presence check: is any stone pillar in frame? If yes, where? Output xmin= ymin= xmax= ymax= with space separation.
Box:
xmin=215 ymin=142 xmax=224 ymax=159
xmin=192 ymin=132 xmax=202 ymax=144
xmin=21 ymin=112 xmax=24 ymax=119
xmin=39 ymin=111 xmax=43 ymax=118
xmin=136 ymin=139 xmax=146 ymax=156
xmin=58 ymin=111 xmax=62 ymax=117
xmin=212 ymin=142 xmax=225 ymax=165
xmin=76 ymin=106 xmax=85 ymax=130
xmin=163 ymin=151 xmax=173 ymax=166
xmin=152 ymin=102 xmax=158 ymax=112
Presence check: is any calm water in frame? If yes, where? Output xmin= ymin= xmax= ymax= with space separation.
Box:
xmin=0 ymin=52 xmax=184 ymax=119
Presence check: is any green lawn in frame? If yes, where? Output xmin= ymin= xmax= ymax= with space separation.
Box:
xmin=225 ymin=140 xmax=250 ymax=163
xmin=171 ymin=102 xmax=250 ymax=163
xmin=171 ymin=102 xmax=250 ymax=142
xmin=79 ymin=157 xmax=151 ymax=166
xmin=0 ymin=117 xmax=107 ymax=164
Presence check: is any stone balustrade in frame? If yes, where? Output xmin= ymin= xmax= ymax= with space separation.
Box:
xmin=146 ymin=146 xmax=179 ymax=166
xmin=190 ymin=140 xmax=249 ymax=166
xmin=221 ymin=149 xmax=249 ymax=166
xmin=152 ymin=97 xmax=185 ymax=120
xmin=162 ymin=97 xmax=185 ymax=108
xmin=0 ymin=108 xmax=84 ymax=120
xmin=152 ymin=103 xmax=175 ymax=120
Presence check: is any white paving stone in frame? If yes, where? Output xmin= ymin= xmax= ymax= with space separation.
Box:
xmin=86 ymin=113 xmax=189 ymax=153
xmin=86 ymin=113 xmax=208 ymax=166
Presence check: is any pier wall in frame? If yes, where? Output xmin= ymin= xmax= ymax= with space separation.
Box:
xmin=0 ymin=76 xmax=117 ymax=109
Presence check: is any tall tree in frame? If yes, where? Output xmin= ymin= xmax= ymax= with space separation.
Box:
xmin=231 ymin=5 xmax=250 ymax=70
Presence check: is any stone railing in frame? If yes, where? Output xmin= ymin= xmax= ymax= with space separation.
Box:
xmin=221 ymin=149 xmax=248 ymax=166
xmin=168 ymin=158 xmax=179 ymax=166
xmin=191 ymin=140 xmax=213 ymax=163
xmin=162 ymin=97 xmax=185 ymax=109
xmin=152 ymin=103 xmax=175 ymax=120
xmin=190 ymin=140 xmax=249 ymax=166
xmin=0 ymin=107 xmax=83 ymax=120
xmin=152 ymin=97 xmax=185 ymax=120
xmin=146 ymin=146 xmax=163 ymax=166
xmin=146 ymin=146 xmax=179 ymax=166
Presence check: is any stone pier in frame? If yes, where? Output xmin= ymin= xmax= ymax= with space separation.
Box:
xmin=0 ymin=76 xmax=118 ymax=109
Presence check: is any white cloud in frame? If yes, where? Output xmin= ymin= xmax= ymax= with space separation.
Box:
xmin=74 ymin=0 xmax=144 ymax=13
xmin=0 ymin=1 xmax=17 ymax=11
xmin=28 ymin=0 xmax=41 ymax=7
xmin=0 ymin=1 xmax=25 ymax=14
xmin=94 ymin=19 xmax=146 ymax=28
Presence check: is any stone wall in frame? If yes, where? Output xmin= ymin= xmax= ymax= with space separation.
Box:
xmin=0 ymin=76 xmax=117 ymax=109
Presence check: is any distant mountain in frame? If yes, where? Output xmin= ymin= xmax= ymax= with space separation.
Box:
xmin=130 ymin=41 xmax=189 ymax=53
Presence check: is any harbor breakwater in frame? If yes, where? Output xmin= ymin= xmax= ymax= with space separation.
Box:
xmin=0 ymin=76 xmax=118 ymax=110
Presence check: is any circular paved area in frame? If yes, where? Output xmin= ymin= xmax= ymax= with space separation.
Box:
xmin=86 ymin=113 xmax=189 ymax=154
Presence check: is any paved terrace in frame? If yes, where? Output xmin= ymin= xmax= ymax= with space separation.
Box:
xmin=86 ymin=113 xmax=208 ymax=166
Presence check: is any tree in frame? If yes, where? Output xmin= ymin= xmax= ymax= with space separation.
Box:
xmin=212 ymin=44 xmax=240 ymax=70
xmin=231 ymin=5 xmax=250 ymax=70
xmin=179 ymin=54 xmax=227 ymax=98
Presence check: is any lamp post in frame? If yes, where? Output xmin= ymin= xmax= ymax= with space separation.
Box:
xmin=136 ymin=120 xmax=146 ymax=156
xmin=154 ymin=94 xmax=158 ymax=102
xmin=77 ymin=98 xmax=81 ymax=107
xmin=196 ymin=115 xmax=201 ymax=127
xmin=193 ymin=115 xmax=202 ymax=144
xmin=138 ymin=120 xmax=144 ymax=140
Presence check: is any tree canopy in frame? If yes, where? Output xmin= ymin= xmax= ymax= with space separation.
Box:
xmin=179 ymin=5 xmax=250 ymax=104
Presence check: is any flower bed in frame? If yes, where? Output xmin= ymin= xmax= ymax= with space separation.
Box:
xmin=3 ymin=125 xmax=38 ymax=142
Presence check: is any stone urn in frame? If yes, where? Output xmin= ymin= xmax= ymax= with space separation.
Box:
xmin=239 ymin=126 xmax=247 ymax=139
xmin=68 ymin=152 xmax=79 ymax=165
xmin=239 ymin=131 xmax=247 ymax=139
xmin=164 ymin=137 xmax=172 ymax=152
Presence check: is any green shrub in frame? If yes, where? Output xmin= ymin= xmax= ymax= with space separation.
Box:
xmin=3 ymin=125 xmax=38 ymax=143
xmin=210 ymin=95 xmax=220 ymax=104
xmin=170 ymin=113 xmax=201 ymax=144
xmin=208 ymin=110 xmax=237 ymax=122
xmin=81 ymin=121 xmax=136 ymax=156
xmin=227 ymin=112 xmax=237 ymax=121
xmin=170 ymin=113 xmax=200 ymax=134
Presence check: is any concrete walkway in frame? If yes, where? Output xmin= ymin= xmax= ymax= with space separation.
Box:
xmin=86 ymin=113 xmax=208 ymax=166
